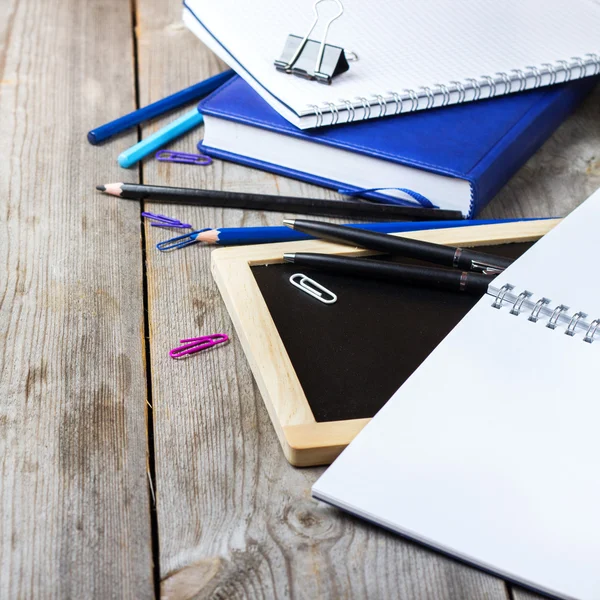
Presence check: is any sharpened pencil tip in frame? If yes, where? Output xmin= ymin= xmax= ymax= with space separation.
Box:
xmin=282 ymin=219 xmax=295 ymax=229
xmin=99 ymin=182 xmax=124 ymax=197
xmin=283 ymin=253 xmax=295 ymax=263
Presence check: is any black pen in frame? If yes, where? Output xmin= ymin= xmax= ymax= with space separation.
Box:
xmin=283 ymin=219 xmax=513 ymax=274
xmin=283 ymin=253 xmax=493 ymax=295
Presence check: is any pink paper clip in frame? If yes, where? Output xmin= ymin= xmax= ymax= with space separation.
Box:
xmin=169 ymin=333 xmax=229 ymax=359
xmin=156 ymin=149 xmax=212 ymax=166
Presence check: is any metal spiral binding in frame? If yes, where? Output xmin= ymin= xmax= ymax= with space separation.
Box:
xmin=491 ymin=284 xmax=600 ymax=344
xmin=307 ymin=54 xmax=600 ymax=126
xmin=584 ymin=320 xmax=600 ymax=343
xmin=497 ymin=72 xmax=512 ymax=94
xmin=586 ymin=54 xmax=600 ymax=76
xmin=309 ymin=104 xmax=324 ymax=127
xmin=571 ymin=57 xmax=585 ymax=78
xmin=557 ymin=60 xmax=572 ymax=82
xmin=341 ymin=99 xmax=355 ymax=123
xmin=357 ymin=96 xmax=371 ymax=120
xmin=492 ymin=283 xmax=514 ymax=309
xmin=466 ymin=78 xmax=481 ymax=101
xmin=327 ymin=102 xmax=339 ymax=125
xmin=526 ymin=66 xmax=542 ymax=88
xmin=404 ymin=88 xmax=419 ymax=111
xmin=528 ymin=297 xmax=550 ymax=323
xmin=436 ymin=83 xmax=450 ymax=106
xmin=509 ymin=290 xmax=532 ymax=316
xmin=373 ymin=94 xmax=387 ymax=117
xmin=481 ymin=75 xmax=495 ymax=97
xmin=511 ymin=69 xmax=526 ymax=92
xmin=388 ymin=92 xmax=403 ymax=114
xmin=450 ymin=80 xmax=466 ymax=103
xmin=542 ymin=63 xmax=557 ymax=85
xmin=547 ymin=304 xmax=569 ymax=330
xmin=421 ymin=87 xmax=435 ymax=109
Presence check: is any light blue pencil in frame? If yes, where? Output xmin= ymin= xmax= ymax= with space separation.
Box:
xmin=118 ymin=108 xmax=204 ymax=169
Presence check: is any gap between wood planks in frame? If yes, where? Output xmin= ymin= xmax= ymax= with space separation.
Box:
xmin=129 ymin=0 xmax=162 ymax=596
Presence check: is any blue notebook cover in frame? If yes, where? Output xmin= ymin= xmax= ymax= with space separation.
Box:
xmin=198 ymin=76 xmax=597 ymax=218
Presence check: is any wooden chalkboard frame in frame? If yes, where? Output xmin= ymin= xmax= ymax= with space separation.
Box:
xmin=211 ymin=220 xmax=558 ymax=466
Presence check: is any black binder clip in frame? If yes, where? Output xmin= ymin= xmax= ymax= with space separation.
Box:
xmin=274 ymin=0 xmax=350 ymax=85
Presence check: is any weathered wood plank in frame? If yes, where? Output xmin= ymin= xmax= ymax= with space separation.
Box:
xmin=512 ymin=589 xmax=547 ymax=600
xmin=0 ymin=0 xmax=153 ymax=597
xmin=137 ymin=2 xmax=508 ymax=599
xmin=480 ymin=82 xmax=600 ymax=219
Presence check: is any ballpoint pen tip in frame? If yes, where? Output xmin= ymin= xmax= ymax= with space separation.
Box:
xmin=282 ymin=219 xmax=295 ymax=229
xmin=283 ymin=253 xmax=295 ymax=263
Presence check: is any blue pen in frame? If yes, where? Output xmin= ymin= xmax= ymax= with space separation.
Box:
xmin=156 ymin=218 xmax=548 ymax=251
xmin=88 ymin=70 xmax=234 ymax=145
xmin=118 ymin=108 xmax=204 ymax=169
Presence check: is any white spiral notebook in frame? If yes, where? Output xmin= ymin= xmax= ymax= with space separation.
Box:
xmin=184 ymin=0 xmax=600 ymax=129
xmin=313 ymin=187 xmax=600 ymax=600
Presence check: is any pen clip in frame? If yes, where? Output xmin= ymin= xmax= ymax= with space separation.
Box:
xmin=470 ymin=260 xmax=506 ymax=275
xmin=157 ymin=228 xmax=211 ymax=251
xmin=155 ymin=149 xmax=212 ymax=165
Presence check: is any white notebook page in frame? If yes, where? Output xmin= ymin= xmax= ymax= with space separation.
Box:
xmin=184 ymin=0 xmax=600 ymax=127
xmin=313 ymin=188 xmax=600 ymax=600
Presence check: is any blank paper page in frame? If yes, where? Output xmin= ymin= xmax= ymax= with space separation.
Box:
xmin=184 ymin=0 xmax=600 ymax=125
xmin=313 ymin=188 xmax=600 ymax=600
xmin=313 ymin=298 xmax=600 ymax=600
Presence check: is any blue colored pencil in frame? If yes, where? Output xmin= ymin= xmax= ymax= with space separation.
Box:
xmin=87 ymin=70 xmax=234 ymax=145
xmin=157 ymin=218 xmax=547 ymax=251
xmin=118 ymin=108 xmax=204 ymax=169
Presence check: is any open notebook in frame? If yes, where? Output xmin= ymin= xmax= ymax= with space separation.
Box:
xmin=184 ymin=0 xmax=600 ymax=129
xmin=313 ymin=187 xmax=600 ymax=600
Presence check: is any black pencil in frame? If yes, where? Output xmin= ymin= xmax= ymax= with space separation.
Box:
xmin=283 ymin=253 xmax=493 ymax=295
xmin=96 ymin=183 xmax=463 ymax=221
xmin=283 ymin=218 xmax=513 ymax=274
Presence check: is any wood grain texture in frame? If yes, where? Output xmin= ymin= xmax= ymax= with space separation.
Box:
xmin=0 ymin=0 xmax=153 ymax=597
xmin=480 ymin=81 xmax=600 ymax=219
xmin=137 ymin=1 xmax=508 ymax=598
xmin=512 ymin=588 xmax=549 ymax=600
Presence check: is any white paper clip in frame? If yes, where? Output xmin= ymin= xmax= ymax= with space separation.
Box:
xmin=289 ymin=273 xmax=337 ymax=304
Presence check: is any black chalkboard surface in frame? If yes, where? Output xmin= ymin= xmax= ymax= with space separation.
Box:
xmin=252 ymin=242 xmax=531 ymax=423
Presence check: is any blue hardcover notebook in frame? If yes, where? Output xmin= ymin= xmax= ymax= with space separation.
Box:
xmin=198 ymin=75 xmax=597 ymax=217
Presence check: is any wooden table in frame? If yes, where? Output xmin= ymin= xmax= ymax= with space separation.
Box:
xmin=1 ymin=0 xmax=599 ymax=597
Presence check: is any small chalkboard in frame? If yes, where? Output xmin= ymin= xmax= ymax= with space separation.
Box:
xmin=252 ymin=243 xmax=530 ymax=423
xmin=211 ymin=220 xmax=558 ymax=466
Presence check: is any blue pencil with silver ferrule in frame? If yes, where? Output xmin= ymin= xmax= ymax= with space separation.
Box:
xmin=156 ymin=218 xmax=551 ymax=251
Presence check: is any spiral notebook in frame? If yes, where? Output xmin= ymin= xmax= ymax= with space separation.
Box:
xmin=184 ymin=0 xmax=600 ymax=129
xmin=313 ymin=187 xmax=600 ymax=600
xmin=198 ymin=75 xmax=597 ymax=215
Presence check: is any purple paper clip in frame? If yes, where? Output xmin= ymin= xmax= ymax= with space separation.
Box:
xmin=142 ymin=212 xmax=192 ymax=229
xmin=169 ymin=333 xmax=229 ymax=359
xmin=156 ymin=149 xmax=212 ymax=166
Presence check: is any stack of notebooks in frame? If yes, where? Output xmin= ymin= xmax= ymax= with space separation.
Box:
xmin=184 ymin=0 xmax=600 ymax=216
